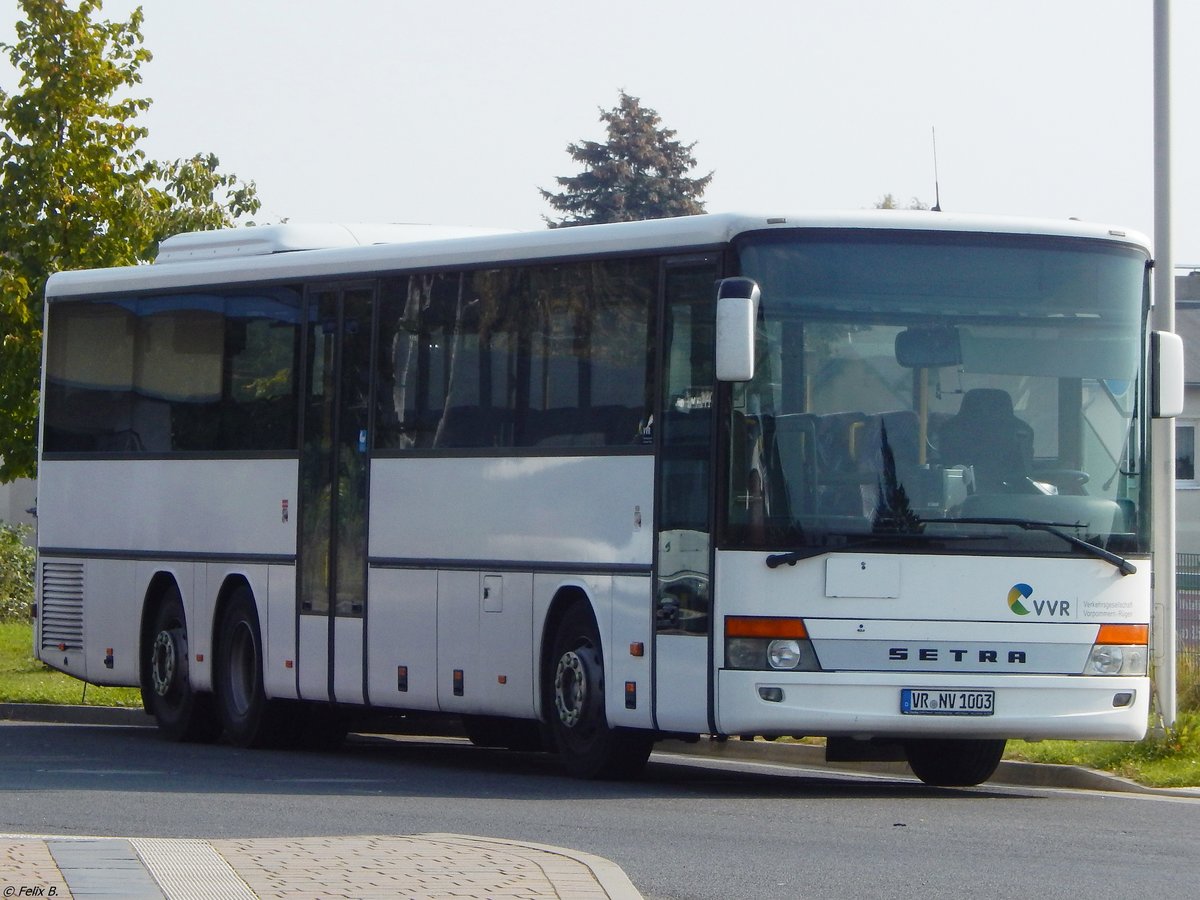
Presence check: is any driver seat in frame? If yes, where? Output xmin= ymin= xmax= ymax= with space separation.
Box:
xmin=938 ymin=389 xmax=1034 ymax=492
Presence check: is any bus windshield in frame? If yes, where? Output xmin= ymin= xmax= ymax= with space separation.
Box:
xmin=725 ymin=229 xmax=1150 ymax=558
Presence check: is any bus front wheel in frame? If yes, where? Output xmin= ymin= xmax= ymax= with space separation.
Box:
xmin=904 ymin=738 xmax=1006 ymax=787
xmin=545 ymin=602 xmax=652 ymax=779
xmin=143 ymin=585 xmax=220 ymax=743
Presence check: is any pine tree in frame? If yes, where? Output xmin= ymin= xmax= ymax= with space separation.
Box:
xmin=541 ymin=92 xmax=712 ymax=227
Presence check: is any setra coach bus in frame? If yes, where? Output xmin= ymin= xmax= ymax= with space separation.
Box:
xmin=33 ymin=211 xmax=1184 ymax=786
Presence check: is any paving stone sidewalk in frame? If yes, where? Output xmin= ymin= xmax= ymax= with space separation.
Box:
xmin=0 ymin=832 xmax=643 ymax=899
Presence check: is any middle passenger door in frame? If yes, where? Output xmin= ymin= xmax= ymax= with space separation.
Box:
xmin=297 ymin=283 xmax=375 ymax=705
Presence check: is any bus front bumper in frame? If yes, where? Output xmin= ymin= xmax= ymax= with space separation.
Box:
xmin=715 ymin=670 xmax=1150 ymax=742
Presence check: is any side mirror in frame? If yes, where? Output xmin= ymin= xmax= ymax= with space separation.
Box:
xmin=1152 ymin=330 xmax=1184 ymax=418
xmin=715 ymin=277 xmax=760 ymax=382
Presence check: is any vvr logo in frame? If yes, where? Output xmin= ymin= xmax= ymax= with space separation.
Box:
xmin=1007 ymin=582 xmax=1071 ymax=617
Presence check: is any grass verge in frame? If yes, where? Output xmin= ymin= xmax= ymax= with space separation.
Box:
xmin=1004 ymin=712 xmax=1200 ymax=789
xmin=0 ymin=621 xmax=141 ymax=707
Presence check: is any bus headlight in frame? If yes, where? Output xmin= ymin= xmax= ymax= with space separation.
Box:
xmin=1083 ymin=624 xmax=1149 ymax=676
xmin=1085 ymin=645 xmax=1147 ymax=676
xmin=724 ymin=617 xmax=822 ymax=672
xmin=726 ymin=638 xmax=764 ymax=670
xmin=768 ymin=639 xmax=803 ymax=670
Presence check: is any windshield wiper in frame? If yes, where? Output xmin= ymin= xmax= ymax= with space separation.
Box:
xmin=924 ymin=517 xmax=1136 ymax=577
xmin=764 ymin=531 xmax=988 ymax=569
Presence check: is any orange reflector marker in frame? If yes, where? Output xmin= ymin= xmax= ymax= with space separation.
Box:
xmin=1096 ymin=623 xmax=1149 ymax=645
xmin=725 ymin=616 xmax=808 ymax=639
xmin=629 ymin=642 xmax=645 ymax=657
xmin=285 ymin=659 xmax=294 ymax=669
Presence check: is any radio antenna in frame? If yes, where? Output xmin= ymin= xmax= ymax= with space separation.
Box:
xmin=931 ymin=126 xmax=942 ymax=212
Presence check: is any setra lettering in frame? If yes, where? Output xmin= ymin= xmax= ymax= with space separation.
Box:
xmin=887 ymin=647 xmax=1027 ymax=665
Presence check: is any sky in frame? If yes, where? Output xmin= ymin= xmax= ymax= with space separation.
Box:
xmin=1 ymin=1 xmax=1199 ymax=260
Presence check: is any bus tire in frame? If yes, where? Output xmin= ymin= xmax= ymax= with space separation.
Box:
xmin=214 ymin=586 xmax=285 ymax=748
xmin=904 ymin=738 xmax=1006 ymax=787
xmin=143 ymin=584 xmax=221 ymax=743
xmin=545 ymin=601 xmax=652 ymax=779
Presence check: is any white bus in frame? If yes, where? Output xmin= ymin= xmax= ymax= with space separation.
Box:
xmin=34 ymin=212 xmax=1183 ymax=785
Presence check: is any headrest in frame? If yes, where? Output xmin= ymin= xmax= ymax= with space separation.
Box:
xmin=958 ymin=388 xmax=1014 ymax=419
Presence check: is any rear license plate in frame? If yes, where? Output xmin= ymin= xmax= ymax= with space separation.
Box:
xmin=901 ymin=688 xmax=994 ymax=716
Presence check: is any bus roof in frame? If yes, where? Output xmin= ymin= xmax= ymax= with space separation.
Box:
xmin=44 ymin=211 xmax=1152 ymax=299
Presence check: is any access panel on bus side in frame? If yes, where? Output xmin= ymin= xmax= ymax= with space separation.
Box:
xmin=366 ymin=568 xmax=439 ymax=711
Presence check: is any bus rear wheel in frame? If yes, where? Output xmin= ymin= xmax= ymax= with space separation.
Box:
xmin=143 ymin=585 xmax=220 ymax=743
xmin=545 ymin=602 xmax=652 ymax=779
xmin=214 ymin=586 xmax=285 ymax=748
xmin=904 ymin=738 xmax=1006 ymax=787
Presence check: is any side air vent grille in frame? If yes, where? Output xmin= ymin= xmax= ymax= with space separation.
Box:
xmin=40 ymin=561 xmax=84 ymax=651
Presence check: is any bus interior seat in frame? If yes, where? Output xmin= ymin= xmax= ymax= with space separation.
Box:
xmin=938 ymin=388 xmax=1034 ymax=491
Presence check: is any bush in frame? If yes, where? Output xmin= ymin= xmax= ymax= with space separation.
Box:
xmin=1178 ymin=654 xmax=1200 ymax=714
xmin=0 ymin=524 xmax=34 ymax=623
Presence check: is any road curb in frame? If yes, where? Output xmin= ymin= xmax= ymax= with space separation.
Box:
xmin=420 ymin=833 xmax=645 ymax=900
xmin=0 ymin=702 xmax=150 ymax=726
xmin=658 ymin=737 xmax=1200 ymax=798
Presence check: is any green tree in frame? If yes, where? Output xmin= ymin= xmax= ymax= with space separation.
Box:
xmin=0 ymin=0 xmax=259 ymax=480
xmin=541 ymin=91 xmax=712 ymax=228
xmin=875 ymin=193 xmax=930 ymax=211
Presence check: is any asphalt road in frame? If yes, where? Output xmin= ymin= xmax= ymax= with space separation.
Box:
xmin=1 ymin=721 xmax=1198 ymax=899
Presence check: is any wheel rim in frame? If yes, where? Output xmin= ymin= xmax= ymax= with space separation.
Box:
xmin=227 ymin=620 xmax=258 ymax=718
xmin=150 ymin=629 xmax=179 ymax=697
xmin=554 ymin=648 xmax=588 ymax=728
